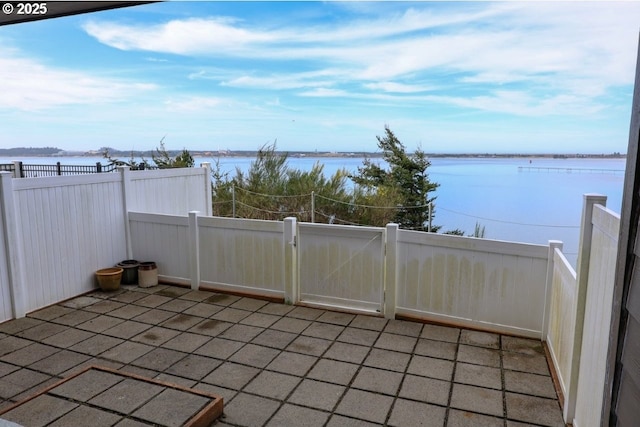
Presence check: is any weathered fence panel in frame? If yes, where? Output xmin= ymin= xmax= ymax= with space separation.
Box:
xmin=546 ymin=247 xmax=577 ymax=402
xmin=198 ymin=216 xmax=285 ymax=298
xmin=395 ymin=230 xmax=550 ymax=337
xmin=573 ymin=204 xmax=620 ymax=427
xmin=297 ymin=223 xmax=385 ymax=313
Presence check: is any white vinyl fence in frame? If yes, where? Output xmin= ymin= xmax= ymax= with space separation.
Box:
xmin=545 ymin=195 xmax=621 ymax=426
xmin=0 ymin=165 xmax=211 ymax=322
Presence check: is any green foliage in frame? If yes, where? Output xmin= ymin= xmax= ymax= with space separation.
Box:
xmin=152 ymin=138 xmax=194 ymax=168
xmin=350 ymin=126 xmax=439 ymax=231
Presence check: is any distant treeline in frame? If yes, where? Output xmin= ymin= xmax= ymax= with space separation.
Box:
xmin=0 ymin=147 xmax=62 ymax=156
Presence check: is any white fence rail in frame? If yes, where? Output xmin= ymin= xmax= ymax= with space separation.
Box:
xmin=393 ymin=229 xmax=550 ymax=337
xmin=0 ymin=166 xmax=211 ymax=322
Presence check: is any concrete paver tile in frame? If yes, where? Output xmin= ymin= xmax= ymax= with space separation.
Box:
xmin=181 ymin=290 xmax=217 ymax=302
xmin=193 ymin=337 xmax=245 ymax=360
xmin=48 ymin=404 xmax=122 ymax=427
xmin=201 ymin=362 xmax=260 ymax=390
xmin=134 ymin=294 xmax=173 ymax=308
xmin=407 ymin=355 xmax=454 ymax=381
xmin=502 ymin=336 xmax=545 ymax=356
xmin=28 ymin=305 xmax=74 ymax=321
xmin=155 ymin=287 xmax=192 ymax=298
xmin=211 ymin=307 xmax=251 ymax=323
xmin=1 ymin=394 xmax=77 ymax=427
xmin=60 ymin=296 xmax=102 ymax=309
xmin=364 ymin=348 xmax=411 ymax=372
xmin=132 ymin=388 xmax=210 ymax=427
xmin=220 ymin=324 xmax=264 ymax=342
xmin=450 ymin=383 xmax=503 ymax=417
xmin=100 ymin=341 xmax=155 ymax=364
xmin=326 ymin=415 xmax=383 ymax=427
xmin=388 ymin=398 xmax=446 ymax=427
xmin=230 ymin=297 xmax=269 ymax=312
xmin=504 ymin=370 xmax=557 ymax=399
xmin=28 ymin=350 xmax=91 ymax=375
xmin=156 ymin=298 xmax=197 ymax=313
xmin=107 ymin=304 xmax=150 ymax=319
xmin=160 ymin=313 xmax=204 ymax=331
xmin=75 ymin=315 xmax=125 ymax=333
xmin=82 ymin=300 xmax=126 ymax=314
xmin=286 ymin=306 xmax=325 ymax=320
xmin=49 ymin=369 xmax=123 ymax=401
xmin=244 ymin=370 xmax=301 ymax=400
xmin=336 ymin=388 xmax=394 ymax=424
xmin=349 ymin=315 xmax=388 ymax=331
xmin=457 ymin=344 xmax=501 ymax=368
xmin=414 ymin=338 xmax=457 ymax=360
xmin=421 ymin=324 xmax=460 ymax=343
xmin=0 ymin=317 xmax=43 ymax=335
xmin=166 ymin=354 xmax=222 ymax=380
xmin=239 ymin=312 xmax=281 ymax=328
xmin=503 ymin=351 xmax=550 ymax=376
xmin=203 ymin=293 xmax=241 ymax=306
xmin=251 ymin=329 xmax=298 ymax=349
xmin=51 ymin=310 xmax=98 ymax=326
xmin=287 ymin=335 xmax=332 ymax=356
xmin=89 ymin=377 xmax=163 ymax=414
xmin=160 ymin=331 xmax=211 ymax=353
xmin=316 ymin=311 xmax=355 ymax=326
xmin=460 ymin=330 xmax=500 ymax=349
xmin=42 ymin=328 xmax=95 ymax=348
xmin=302 ymin=322 xmax=345 ymax=340
xmin=374 ymin=332 xmax=417 ymax=353
xmin=447 ymin=409 xmax=504 ymax=427
xmin=454 ymin=363 xmax=502 ymax=390
xmin=351 ymin=366 xmax=403 ymax=395
xmin=132 ymin=309 xmax=175 ymax=325
xmin=338 ymin=327 xmax=380 ymax=346
xmin=222 ymin=392 xmax=280 ymax=427
xmin=266 ymin=351 xmax=317 ymax=376
xmin=399 ymin=374 xmax=450 ymax=406
xmin=289 ymin=379 xmax=345 ymax=411
xmin=258 ymin=302 xmax=295 ymax=316
xmin=0 ymin=368 xmax=52 ymax=399
xmin=182 ymin=302 xmax=223 ymax=318
xmin=384 ymin=319 xmax=423 ymax=337
xmin=102 ymin=320 xmax=152 ymax=340
xmin=1 ymin=343 xmax=60 ymax=366
xmin=131 ymin=326 xmax=181 ymax=346
xmin=266 ymin=403 xmax=330 ymax=427
xmin=324 ymin=341 xmax=370 ymax=364
xmin=307 ymin=359 xmax=359 ymax=385
xmin=131 ymin=347 xmax=187 ymax=371
xmin=69 ymin=335 xmax=124 ymax=356
xmin=505 ymin=392 xmax=564 ymax=427
xmin=189 ymin=319 xmax=233 ymax=337
xmin=110 ymin=291 xmax=148 ymax=304
xmin=228 ymin=343 xmax=280 ymax=368
xmin=16 ymin=322 xmax=68 ymax=341
xmin=271 ymin=317 xmax=312 ymax=334
xmin=0 ymin=336 xmax=32 ymax=357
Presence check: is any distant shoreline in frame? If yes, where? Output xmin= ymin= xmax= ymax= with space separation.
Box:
xmin=0 ymin=150 xmax=627 ymax=160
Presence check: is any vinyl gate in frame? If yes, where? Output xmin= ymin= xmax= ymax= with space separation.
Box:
xmin=297 ymin=223 xmax=385 ymax=314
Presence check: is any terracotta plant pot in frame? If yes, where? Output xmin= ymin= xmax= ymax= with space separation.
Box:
xmin=96 ymin=267 xmax=123 ymax=291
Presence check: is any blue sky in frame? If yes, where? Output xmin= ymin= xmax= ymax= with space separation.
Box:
xmin=1 ymin=1 xmax=639 ymax=154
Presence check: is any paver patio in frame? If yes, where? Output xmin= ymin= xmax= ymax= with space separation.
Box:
xmin=0 ymin=284 xmax=565 ymax=426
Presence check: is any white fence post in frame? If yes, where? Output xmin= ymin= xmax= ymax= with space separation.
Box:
xmin=564 ymin=193 xmax=607 ymax=421
xmin=384 ymin=223 xmax=399 ymax=319
xmin=543 ymin=240 xmax=563 ymax=339
xmin=201 ymin=162 xmax=213 ymax=217
xmin=284 ymin=217 xmax=297 ymax=305
xmin=0 ymin=172 xmax=26 ymax=318
xmin=11 ymin=161 xmax=21 ymax=178
xmin=188 ymin=211 xmax=201 ymax=290
xmin=119 ymin=166 xmax=133 ymax=259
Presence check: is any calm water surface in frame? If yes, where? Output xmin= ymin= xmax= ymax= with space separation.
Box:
xmin=2 ymin=156 xmax=625 ymax=265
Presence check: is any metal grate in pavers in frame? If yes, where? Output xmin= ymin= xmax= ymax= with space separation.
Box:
xmin=0 ymin=284 xmax=566 ymax=426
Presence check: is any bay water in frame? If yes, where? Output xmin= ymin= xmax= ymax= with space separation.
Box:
xmin=1 ymin=155 xmax=625 ymax=266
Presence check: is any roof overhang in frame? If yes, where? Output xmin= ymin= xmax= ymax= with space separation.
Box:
xmin=0 ymin=1 xmax=155 ymax=26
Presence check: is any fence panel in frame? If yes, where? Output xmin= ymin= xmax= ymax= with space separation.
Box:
xmin=0 ymin=185 xmax=12 ymax=322
xmin=13 ymin=174 xmax=127 ymax=312
xmin=297 ymin=223 xmax=385 ymax=313
xmin=129 ymin=212 xmax=190 ymax=285
xmin=128 ymin=168 xmax=210 ymax=215
xmin=546 ymin=248 xmax=578 ymax=401
xmin=198 ymin=216 xmax=285 ymax=298
xmin=573 ymin=205 xmax=620 ymax=427
xmin=395 ymin=230 xmax=549 ymax=337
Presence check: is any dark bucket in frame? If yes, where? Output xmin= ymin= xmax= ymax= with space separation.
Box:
xmin=117 ymin=259 xmax=139 ymax=284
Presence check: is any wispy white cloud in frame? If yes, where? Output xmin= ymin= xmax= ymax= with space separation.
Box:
xmin=0 ymin=49 xmax=156 ymax=111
